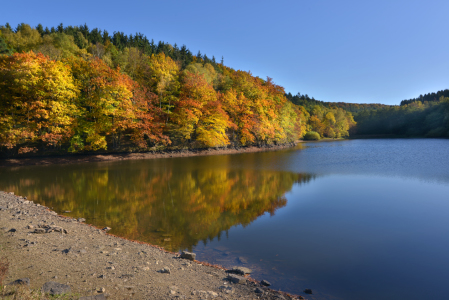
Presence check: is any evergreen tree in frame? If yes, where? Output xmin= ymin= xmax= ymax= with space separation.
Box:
xmin=0 ymin=35 xmax=13 ymax=55
xmin=36 ymin=23 xmax=44 ymax=36
xmin=57 ymin=23 xmax=64 ymax=33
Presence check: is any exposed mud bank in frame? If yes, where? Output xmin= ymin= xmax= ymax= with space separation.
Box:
xmin=0 ymin=143 xmax=301 ymax=168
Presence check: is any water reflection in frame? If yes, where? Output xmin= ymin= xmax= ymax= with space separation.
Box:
xmin=0 ymin=157 xmax=315 ymax=252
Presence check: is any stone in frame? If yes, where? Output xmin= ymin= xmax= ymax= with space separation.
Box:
xmin=27 ymin=225 xmax=34 ymax=229
xmin=218 ymin=286 xmax=235 ymax=294
xmin=238 ymin=256 xmax=248 ymax=264
xmin=98 ymin=274 xmax=106 ymax=279
xmin=261 ymin=279 xmax=271 ymax=286
xmin=180 ymin=251 xmax=196 ymax=261
xmin=208 ymin=291 xmax=218 ymax=298
xmin=228 ymin=266 xmax=252 ymax=275
xmin=106 ymin=266 xmax=115 ymax=270
xmin=79 ymin=295 xmax=106 ymax=300
xmin=254 ymin=287 xmax=264 ymax=294
xmin=97 ymin=287 xmax=106 ymax=293
xmin=78 ymin=218 xmax=86 ymax=222
xmin=198 ymin=290 xmax=208 ymax=298
xmin=170 ymin=290 xmax=177 ymax=295
xmin=160 ymin=267 xmax=170 ymax=274
xmin=8 ymin=228 xmax=17 ymax=233
xmin=41 ymin=281 xmax=71 ymax=295
xmin=7 ymin=278 xmax=30 ymax=286
xmin=304 ymin=288 xmax=313 ymax=294
xmin=33 ymin=228 xmax=46 ymax=234
xmin=102 ymin=227 xmax=111 ymax=232
xmin=227 ymin=274 xmax=246 ymax=284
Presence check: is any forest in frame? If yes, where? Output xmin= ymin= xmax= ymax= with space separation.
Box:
xmin=0 ymin=23 xmax=356 ymax=157
xmin=287 ymin=89 xmax=449 ymax=138
xmin=353 ymin=94 xmax=449 ymax=137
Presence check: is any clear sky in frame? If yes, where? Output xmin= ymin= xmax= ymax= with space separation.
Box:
xmin=2 ymin=0 xmax=448 ymax=105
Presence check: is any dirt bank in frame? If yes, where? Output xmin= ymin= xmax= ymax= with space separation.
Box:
xmin=0 ymin=191 xmax=304 ymax=300
xmin=0 ymin=143 xmax=300 ymax=168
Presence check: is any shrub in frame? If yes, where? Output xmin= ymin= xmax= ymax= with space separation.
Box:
xmin=303 ymin=131 xmax=321 ymax=140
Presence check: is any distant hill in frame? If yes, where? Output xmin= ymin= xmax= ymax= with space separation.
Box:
xmin=400 ymin=89 xmax=449 ymax=106
xmin=285 ymin=92 xmax=391 ymax=113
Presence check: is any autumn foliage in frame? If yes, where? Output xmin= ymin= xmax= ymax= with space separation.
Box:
xmin=0 ymin=23 xmax=355 ymax=156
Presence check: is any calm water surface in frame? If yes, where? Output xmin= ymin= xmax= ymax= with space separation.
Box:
xmin=1 ymin=139 xmax=449 ymax=300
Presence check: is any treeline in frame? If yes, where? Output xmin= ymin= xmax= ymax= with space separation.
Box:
xmin=354 ymin=97 xmax=449 ymax=137
xmin=400 ymin=89 xmax=449 ymax=106
xmin=285 ymin=92 xmax=358 ymax=138
xmin=0 ymin=22 xmax=220 ymax=69
xmin=0 ymin=23 xmax=334 ymax=157
xmin=286 ymin=92 xmax=390 ymax=113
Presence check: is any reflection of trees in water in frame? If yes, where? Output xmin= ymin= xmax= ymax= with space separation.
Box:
xmin=0 ymin=163 xmax=315 ymax=251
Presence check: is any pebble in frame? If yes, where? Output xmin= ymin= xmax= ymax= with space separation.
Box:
xmin=41 ymin=281 xmax=71 ymax=295
xmin=180 ymin=251 xmax=196 ymax=261
xmin=160 ymin=267 xmax=171 ymax=274
xmin=238 ymin=256 xmax=248 ymax=264
xmin=228 ymin=266 xmax=252 ymax=275
xmin=261 ymin=279 xmax=271 ymax=286
xmin=227 ymin=274 xmax=246 ymax=284
xmin=218 ymin=286 xmax=235 ymax=294
xmin=208 ymin=291 xmax=218 ymax=298
xmin=7 ymin=278 xmax=30 ymax=286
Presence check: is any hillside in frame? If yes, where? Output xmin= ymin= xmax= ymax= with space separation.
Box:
xmin=286 ymin=89 xmax=449 ymax=138
xmin=0 ymin=23 xmax=356 ymax=157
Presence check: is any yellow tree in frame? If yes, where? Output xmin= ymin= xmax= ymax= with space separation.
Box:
xmin=0 ymin=52 xmax=79 ymax=153
xmin=147 ymin=53 xmax=180 ymax=121
xmin=66 ymin=56 xmax=136 ymax=151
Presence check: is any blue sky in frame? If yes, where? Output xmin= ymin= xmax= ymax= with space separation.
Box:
xmin=2 ymin=0 xmax=448 ymax=105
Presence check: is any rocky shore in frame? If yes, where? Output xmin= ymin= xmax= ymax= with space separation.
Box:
xmin=0 ymin=143 xmax=300 ymax=167
xmin=0 ymin=191 xmax=304 ymax=300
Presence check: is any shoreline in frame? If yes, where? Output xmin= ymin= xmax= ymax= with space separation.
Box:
xmin=0 ymin=142 xmax=300 ymax=168
xmin=0 ymin=191 xmax=303 ymax=299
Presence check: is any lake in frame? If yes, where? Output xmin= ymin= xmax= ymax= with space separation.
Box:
xmin=1 ymin=139 xmax=449 ymax=300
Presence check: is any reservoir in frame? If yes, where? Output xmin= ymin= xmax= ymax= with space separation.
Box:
xmin=1 ymin=139 xmax=449 ymax=299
